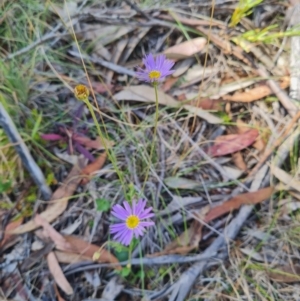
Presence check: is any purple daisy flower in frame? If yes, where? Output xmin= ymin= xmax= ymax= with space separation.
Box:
xmin=136 ymin=53 xmax=175 ymax=83
xmin=110 ymin=199 xmax=155 ymax=246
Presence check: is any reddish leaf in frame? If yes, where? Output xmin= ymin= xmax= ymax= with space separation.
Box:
xmin=207 ymin=129 xmax=259 ymax=157
xmin=0 ymin=218 xmax=23 ymax=249
xmin=40 ymin=133 xmax=64 ymax=141
xmin=191 ymin=98 xmax=223 ymax=111
xmin=81 ymin=152 xmax=107 ymax=184
xmin=162 ymin=77 xmax=178 ymax=92
xmin=204 ymin=187 xmax=274 ymax=223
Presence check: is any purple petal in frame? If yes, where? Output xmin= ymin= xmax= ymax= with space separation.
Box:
xmin=144 ymin=53 xmax=155 ymax=70
xmin=139 ymin=207 xmax=154 ymax=219
xmin=135 ymin=199 xmax=146 ymax=216
xmin=112 ymin=227 xmax=127 ymax=240
xmin=110 ymin=223 xmax=126 ymax=233
xmin=122 ymin=230 xmax=133 ymax=246
xmin=133 ymin=226 xmax=145 ymax=238
xmin=139 ymin=221 xmax=155 ymax=227
xmin=132 ymin=200 xmax=136 ymax=215
xmin=111 ymin=205 xmax=129 ymax=220
xmin=123 ymin=201 xmax=132 ymax=215
xmin=117 ymin=228 xmax=132 ymax=246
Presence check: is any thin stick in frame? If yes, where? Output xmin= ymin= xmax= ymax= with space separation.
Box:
xmin=0 ymin=103 xmax=51 ymax=200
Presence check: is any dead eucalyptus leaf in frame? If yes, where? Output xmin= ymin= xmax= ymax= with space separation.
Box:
xmin=9 ymin=158 xmax=86 ymax=234
xmin=267 ymin=265 xmax=300 ymax=282
xmin=47 ymin=252 xmax=74 ymax=295
xmin=114 ymin=85 xmax=222 ymax=124
xmin=204 ymin=187 xmax=274 ymax=223
xmin=164 ymin=37 xmax=207 ymax=59
xmin=271 ymin=165 xmax=300 ymax=193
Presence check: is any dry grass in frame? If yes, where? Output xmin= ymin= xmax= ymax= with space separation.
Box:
xmin=1 ymin=0 xmax=300 ymax=300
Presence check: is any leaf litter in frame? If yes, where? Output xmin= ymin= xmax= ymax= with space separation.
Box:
xmin=1 ymin=0 xmax=300 ymax=300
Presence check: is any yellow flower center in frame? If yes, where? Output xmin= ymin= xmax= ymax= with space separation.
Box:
xmin=74 ymin=84 xmax=89 ymax=101
xmin=126 ymin=215 xmax=140 ymax=229
xmin=148 ymin=70 xmax=161 ymax=80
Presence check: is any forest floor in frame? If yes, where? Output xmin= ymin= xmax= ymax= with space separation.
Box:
xmin=1 ymin=1 xmax=300 ymax=300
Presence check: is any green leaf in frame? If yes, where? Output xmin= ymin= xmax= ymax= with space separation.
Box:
xmin=96 ymin=198 xmax=111 ymax=212
xmin=120 ymin=267 xmax=131 ymax=277
xmin=115 ymin=250 xmax=129 ymax=262
xmin=0 ymin=179 xmax=12 ymax=193
xmin=31 ymin=111 xmax=43 ymax=140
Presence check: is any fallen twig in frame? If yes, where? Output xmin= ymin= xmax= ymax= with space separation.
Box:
xmin=0 ymin=102 xmax=51 ymax=200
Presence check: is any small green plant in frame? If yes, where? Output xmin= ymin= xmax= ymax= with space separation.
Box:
xmin=230 ymin=0 xmax=263 ymax=27
xmin=95 ymin=198 xmax=111 ymax=212
xmin=0 ymin=177 xmax=12 ymax=193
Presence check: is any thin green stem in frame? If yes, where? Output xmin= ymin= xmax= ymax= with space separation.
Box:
xmin=82 ymin=98 xmax=125 ymax=192
xmin=127 ymin=241 xmax=133 ymax=269
xmin=142 ymin=84 xmax=159 ymax=190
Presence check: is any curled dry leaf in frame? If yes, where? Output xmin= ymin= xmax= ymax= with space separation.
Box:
xmin=81 ymin=152 xmax=107 ymax=184
xmin=204 ymin=186 xmax=274 ymax=223
xmin=47 ymin=251 xmax=74 ymax=295
xmin=207 ymin=129 xmax=259 ymax=157
xmin=222 ymin=76 xmax=290 ymax=102
xmin=35 ymin=214 xmax=121 ymax=269
xmin=149 ymin=206 xmax=210 ymax=256
xmin=63 ymin=235 xmax=121 ymax=269
xmin=267 ymin=265 xmax=300 ymax=282
xmin=9 ymin=158 xmax=86 ymax=235
xmin=164 ymin=37 xmax=207 ymax=59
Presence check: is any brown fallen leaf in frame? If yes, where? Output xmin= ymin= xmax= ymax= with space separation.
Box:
xmin=0 ymin=217 xmax=23 ymax=249
xmin=64 ymin=235 xmax=121 ymax=269
xmin=74 ymin=135 xmax=114 ymax=150
xmin=162 ymin=76 xmax=178 ymax=92
xmin=9 ymin=158 xmax=86 ymax=235
xmin=190 ymin=98 xmax=224 ymax=111
xmin=164 ymin=37 xmax=207 ymax=60
xmin=114 ymin=85 xmax=222 ymax=124
xmin=54 ymin=250 xmax=91 ymax=264
xmin=47 ymin=251 xmax=74 ymax=295
xmin=222 ymin=77 xmax=290 ymax=102
xmin=35 ymin=215 xmax=121 ymax=269
xmin=231 ymin=151 xmax=247 ymax=171
xmin=81 ymin=152 xmax=107 ymax=184
xmin=267 ymin=265 xmax=300 ymax=282
xmin=207 ymin=129 xmax=259 ymax=157
xmin=54 ymin=283 xmax=66 ymax=301
xmin=204 ymin=186 xmax=274 ymax=223
xmin=236 ymin=119 xmax=266 ymax=151
xmin=35 ymin=214 xmax=72 ymax=251
xmin=149 ymin=206 xmax=210 ymax=256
